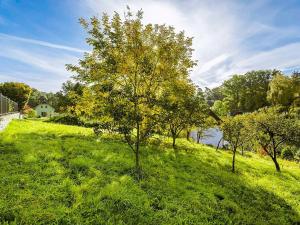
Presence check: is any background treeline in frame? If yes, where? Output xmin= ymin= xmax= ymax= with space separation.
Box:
xmin=0 ymin=81 xmax=84 ymax=115
xmin=207 ymin=70 xmax=300 ymax=116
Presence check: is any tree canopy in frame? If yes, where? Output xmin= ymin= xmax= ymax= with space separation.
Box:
xmin=67 ymin=8 xmax=197 ymax=177
xmin=248 ymin=107 xmax=300 ymax=171
xmin=0 ymin=82 xmax=32 ymax=110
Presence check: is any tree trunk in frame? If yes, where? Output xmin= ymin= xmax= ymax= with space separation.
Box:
xmin=186 ymin=130 xmax=190 ymax=141
xmin=135 ymin=145 xmax=140 ymax=173
xmin=172 ymin=135 xmax=176 ymax=149
xmin=271 ymin=156 xmax=281 ymax=172
xmin=232 ymin=149 xmax=236 ymax=173
xmin=197 ymin=132 xmax=200 ymax=144
xmin=135 ymin=121 xmax=141 ymax=179
xmin=241 ymin=146 xmax=244 ymax=156
xmin=216 ymin=138 xmax=223 ymax=151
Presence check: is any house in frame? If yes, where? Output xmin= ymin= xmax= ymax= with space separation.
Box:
xmin=35 ymin=103 xmax=55 ymax=117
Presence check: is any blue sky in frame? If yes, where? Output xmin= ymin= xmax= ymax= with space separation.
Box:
xmin=1 ymin=0 xmax=300 ymax=92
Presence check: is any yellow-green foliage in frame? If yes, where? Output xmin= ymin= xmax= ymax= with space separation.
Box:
xmin=0 ymin=120 xmax=299 ymax=224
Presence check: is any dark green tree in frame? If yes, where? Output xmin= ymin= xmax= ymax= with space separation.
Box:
xmin=268 ymin=72 xmax=300 ymax=109
xmin=55 ymin=81 xmax=84 ymax=113
xmin=0 ymin=82 xmax=32 ymax=110
xmin=222 ymin=70 xmax=275 ymax=114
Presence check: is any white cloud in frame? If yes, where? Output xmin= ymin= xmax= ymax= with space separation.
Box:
xmin=0 ymin=71 xmax=68 ymax=92
xmin=0 ymin=34 xmax=83 ymax=91
xmin=235 ymin=43 xmax=300 ymax=72
xmin=79 ymin=0 xmax=300 ymax=88
xmin=0 ymin=46 xmax=80 ymax=76
xmin=0 ymin=33 xmax=87 ymax=53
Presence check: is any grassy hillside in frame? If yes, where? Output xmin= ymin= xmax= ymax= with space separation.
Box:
xmin=0 ymin=120 xmax=299 ymax=225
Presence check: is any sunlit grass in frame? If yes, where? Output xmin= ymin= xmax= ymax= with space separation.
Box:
xmin=0 ymin=119 xmax=299 ymax=224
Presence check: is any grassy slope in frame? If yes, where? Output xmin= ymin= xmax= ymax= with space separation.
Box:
xmin=0 ymin=120 xmax=299 ymax=225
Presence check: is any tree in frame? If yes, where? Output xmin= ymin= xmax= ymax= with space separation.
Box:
xmin=211 ymin=100 xmax=229 ymax=117
xmin=221 ymin=115 xmax=250 ymax=172
xmin=28 ymin=89 xmax=60 ymax=110
xmin=249 ymin=108 xmax=300 ymax=172
xmin=195 ymin=117 xmax=214 ymax=144
xmin=222 ymin=75 xmax=246 ymax=114
xmin=67 ymin=8 xmax=196 ymax=178
xmin=268 ymin=73 xmax=300 ymax=109
xmin=55 ymin=81 xmax=84 ymax=113
xmin=204 ymin=86 xmax=224 ymax=106
xmin=159 ymin=82 xmax=208 ymax=148
xmin=0 ymin=82 xmax=32 ymax=110
xmin=28 ymin=88 xmax=43 ymax=108
xmin=222 ymin=70 xmax=275 ymax=114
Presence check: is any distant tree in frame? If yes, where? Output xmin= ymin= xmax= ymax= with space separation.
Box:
xmin=268 ymin=73 xmax=300 ymax=109
xmin=204 ymin=86 xmax=224 ymax=106
xmin=222 ymin=70 xmax=275 ymax=114
xmin=28 ymin=89 xmax=60 ymax=110
xmin=221 ymin=115 xmax=251 ymax=172
xmin=249 ymin=108 xmax=300 ymax=172
xmin=211 ymin=100 xmax=229 ymax=116
xmin=28 ymin=88 xmax=43 ymax=107
xmin=160 ymin=83 xmax=208 ymax=148
xmin=222 ymin=75 xmax=246 ymax=114
xmin=195 ymin=117 xmax=214 ymax=144
xmin=291 ymin=72 xmax=300 ymax=107
xmin=0 ymin=82 xmax=32 ymax=110
xmin=55 ymin=81 xmax=84 ymax=113
xmin=242 ymin=70 xmax=274 ymax=111
xmin=67 ymin=8 xmax=196 ymax=178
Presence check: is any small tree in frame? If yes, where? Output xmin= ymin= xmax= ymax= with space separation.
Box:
xmin=159 ymin=83 xmax=208 ymax=148
xmin=250 ymin=108 xmax=300 ymax=172
xmin=195 ymin=117 xmax=214 ymax=144
xmin=0 ymin=82 xmax=32 ymax=110
xmin=211 ymin=100 xmax=230 ymax=117
xmin=67 ymin=8 xmax=196 ymax=178
xmin=221 ymin=115 xmax=250 ymax=172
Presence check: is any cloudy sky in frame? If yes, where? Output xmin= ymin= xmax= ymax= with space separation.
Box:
xmin=1 ymin=0 xmax=300 ymax=92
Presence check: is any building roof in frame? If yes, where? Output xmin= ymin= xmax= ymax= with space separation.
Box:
xmin=35 ymin=103 xmax=54 ymax=109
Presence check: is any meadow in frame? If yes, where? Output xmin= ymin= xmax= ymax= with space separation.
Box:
xmin=0 ymin=119 xmax=299 ymax=225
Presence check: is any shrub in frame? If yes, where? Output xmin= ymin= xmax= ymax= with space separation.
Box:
xmin=281 ymin=146 xmax=298 ymax=160
xmin=23 ymin=105 xmax=37 ymax=118
xmin=48 ymin=114 xmax=84 ymax=126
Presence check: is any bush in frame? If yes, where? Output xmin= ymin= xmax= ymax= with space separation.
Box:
xmin=23 ymin=105 xmax=37 ymax=118
xmin=48 ymin=114 xmax=84 ymax=126
xmin=281 ymin=146 xmax=298 ymax=160
xmin=27 ymin=109 xmax=37 ymax=118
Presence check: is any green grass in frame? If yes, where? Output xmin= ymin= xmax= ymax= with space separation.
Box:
xmin=0 ymin=119 xmax=299 ymax=225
